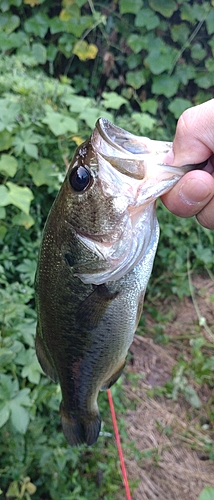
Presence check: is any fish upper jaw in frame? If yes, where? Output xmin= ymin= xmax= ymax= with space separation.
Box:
xmin=93 ymin=118 xmax=207 ymax=190
xmin=94 ymin=117 xmax=172 ymax=157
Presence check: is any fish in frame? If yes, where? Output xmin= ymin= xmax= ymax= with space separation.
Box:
xmin=35 ymin=118 xmax=207 ymax=447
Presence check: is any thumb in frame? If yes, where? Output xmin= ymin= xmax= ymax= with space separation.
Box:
xmin=164 ymin=100 xmax=214 ymax=167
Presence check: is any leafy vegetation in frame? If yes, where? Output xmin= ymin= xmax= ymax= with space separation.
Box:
xmin=0 ymin=0 xmax=214 ymax=499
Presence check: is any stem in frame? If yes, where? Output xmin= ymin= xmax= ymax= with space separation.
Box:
xmin=169 ymin=18 xmax=206 ymax=76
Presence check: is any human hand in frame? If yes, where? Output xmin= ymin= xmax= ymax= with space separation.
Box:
xmin=161 ymin=99 xmax=214 ymax=229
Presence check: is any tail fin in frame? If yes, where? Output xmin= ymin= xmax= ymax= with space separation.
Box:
xmin=60 ymin=403 xmax=101 ymax=447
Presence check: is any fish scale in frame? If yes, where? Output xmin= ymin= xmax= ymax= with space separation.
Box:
xmin=35 ymin=118 xmax=207 ymax=446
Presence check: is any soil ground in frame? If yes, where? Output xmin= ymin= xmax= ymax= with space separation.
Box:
xmin=123 ymin=275 xmax=214 ymax=500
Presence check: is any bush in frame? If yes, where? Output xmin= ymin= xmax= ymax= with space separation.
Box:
xmin=1 ymin=1 xmax=214 ymax=498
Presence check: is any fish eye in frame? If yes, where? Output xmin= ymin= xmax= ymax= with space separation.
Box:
xmin=69 ymin=165 xmax=91 ymax=192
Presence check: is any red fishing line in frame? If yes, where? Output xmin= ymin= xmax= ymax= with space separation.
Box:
xmin=107 ymin=389 xmax=132 ymax=500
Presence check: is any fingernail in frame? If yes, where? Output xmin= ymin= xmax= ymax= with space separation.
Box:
xmin=164 ymin=149 xmax=174 ymax=164
xmin=179 ymin=178 xmax=212 ymax=205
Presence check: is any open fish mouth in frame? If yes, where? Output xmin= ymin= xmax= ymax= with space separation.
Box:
xmin=91 ymin=118 xmax=208 ymax=206
xmin=93 ymin=118 xmax=208 ymax=180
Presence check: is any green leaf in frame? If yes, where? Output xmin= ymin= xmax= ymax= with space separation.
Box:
xmin=152 ymin=74 xmax=179 ymax=98
xmin=66 ymin=16 xmax=92 ymax=37
xmin=3 ymin=14 xmax=20 ymax=34
xmin=0 ymin=0 xmax=9 ymax=11
xmin=0 ymin=99 xmax=20 ymax=133
xmin=191 ymin=43 xmax=207 ymax=61
xmin=195 ymin=72 xmax=214 ymax=89
xmin=75 ymin=0 xmax=88 ymax=6
xmin=0 ymin=130 xmax=13 ymax=151
xmin=64 ymin=95 xmax=92 ymax=112
xmin=0 ymin=405 xmax=10 ymax=428
xmin=16 ymin=258 xmax=37 ymax=285
xmin=16 ymin=346 xmax=42 ymax=384
xmin=60 ymin=4 xmax=80 ymax=21
xmin=208 ymin=36 xmax=214 ymax=55
xmin=149 ymin=0 xmax=177 ymax=18
xmin=175 ymin=63 xmax=196 ymax=85
xmin=49 ymin=16 xmax=65 ymax=34
xmin=46 ymin=44 xmax=58 ymax=62
xmin=140 ymin=99 xmax=158 ymax=115
xmin=12 ymin=129 xmax=42 ymax=156
xmin=58 ymin=37 xmax=74 ymax=57
xmin=205 ymin=58 xmax=214 ymax=72
xmin=22 ymin=362 xmax=42 ymax=385
xmin=28 ymin=158 xmax=55 ymax=186
xmin=10 ymin=402 xmax=30 ymax=434
xmin=0 ymin=207 xmax=6 ymax=219
xmin=0 ymin=185 xmax=11 ymax=207
xmin=11 ymin=387 xmax=31 ymax=406
xmin=127 ymin=34 xmax=147 ymax=53
xmin=12 ymin=212 xmax=34 ymax=229
xmin=194 ymin=246 xmax=213 ymax=265
xmin=170 ymin=23 xmax=190 ymax=44
xmin=6 ymin=481 xmax=20 ymax=498
xmin=0 ymin=155 xmax=18 ymax=177
xmin=0 ymin=374 xmax=18 ymax=401
xmin=181 ymin=3 xmax=210 ymax=23
xmin=6 ymin=182 xmax=34 ymax=214
xmin=180 ymin=4 xmax=194 ymax=22
xmin=206 ymin=8 xmax=214 ymax=35
xmin=0 ymin=31 xmax=27 ymax=51
xmin=132 ymin=112 xmax=156 ymax=133
xmin=126 ymin=53 xmax=142 ymax=70
xmin=0 ymin=347 xmax=16 ymax=366
xmin=168 ymin=98 xmax=192 ymax=119
xmin=25 ymin=143 xmax=38 ymax=159
xmin=0 ymin=225 xmax=7 ymax=240
xmin=102 ymin=92 xmax=127 ymax=109
xmin=184 ymin=385 xmax=201 ymax=409
xmin=126 ymin=70 xmax=146 ymax=89
xmin=119 ymin=0 xmax=143 ymax=14
xmin=145 ymin=40 xmax=177 ymax=74
xmin=135 ymin=8 xmax=159 ymax=30
xmin=43 ymin=111 xmax=78 ymax=135
xmin=16 ymin=47 xmax=38 ymax=67
xmin=197 ymin=487 xmax=214 ymax=500
xmin=32 ymin=43 xmax=47 ymax=64
xmin=24 ymin=13 xmax=49 ymax=38
xmin=79 ymin=108 xmax=113 ymax=129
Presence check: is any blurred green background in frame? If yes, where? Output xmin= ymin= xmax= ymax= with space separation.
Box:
xmin=0 ymin=1 xmax=214 ymax=499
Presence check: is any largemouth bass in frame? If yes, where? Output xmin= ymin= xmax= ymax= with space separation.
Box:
xmin=35 ymin=118 xmax=206 ymax=446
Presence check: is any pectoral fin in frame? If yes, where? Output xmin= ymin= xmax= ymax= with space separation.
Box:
xmin=76 ymin=284 xmax=118 ymax=330
xmin=35 ymin=331 xmax=58 ymax=383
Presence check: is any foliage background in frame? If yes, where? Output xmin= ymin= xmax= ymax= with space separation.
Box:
xmin=0 ymin=0 xmax=214 ymax=499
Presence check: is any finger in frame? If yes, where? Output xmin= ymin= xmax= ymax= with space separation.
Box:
xmin=164 ymin=99 xmax=214 ymax=166
xmin=161 ymin=170 xmax=214 ymax=220
xmin=196 ymin=196 xmax=214 ymax=229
